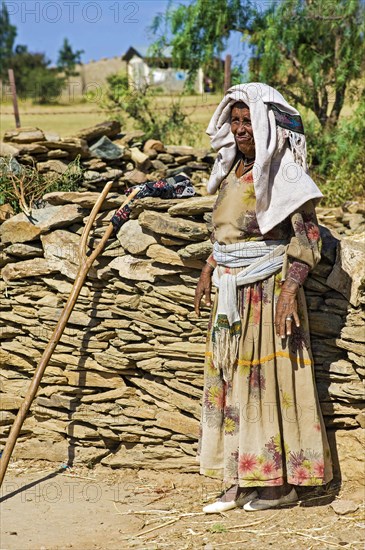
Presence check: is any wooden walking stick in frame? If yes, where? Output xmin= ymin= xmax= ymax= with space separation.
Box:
xmin=0 ymin=182 xmax=140 ymax=487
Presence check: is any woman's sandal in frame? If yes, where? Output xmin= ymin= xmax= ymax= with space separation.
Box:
xmin=203 ymin=488 xmax=258 ymax=513
xmin=243 ymin=487 xmax=298 ymax=511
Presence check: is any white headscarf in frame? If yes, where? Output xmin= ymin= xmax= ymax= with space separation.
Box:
xmin=206 ymin=82 xmax=323 ymax=235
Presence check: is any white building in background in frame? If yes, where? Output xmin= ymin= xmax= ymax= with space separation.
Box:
xmin=60 ymin=46 xmax=207 ymax=100
xmin=122 ymin=46 xmax=204 ymax=94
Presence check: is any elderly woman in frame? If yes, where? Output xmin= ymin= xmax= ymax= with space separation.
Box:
xmin=195 ymin=83 xmax=333 ymax=513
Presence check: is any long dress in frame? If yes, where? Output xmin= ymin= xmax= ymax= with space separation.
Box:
xmin=198 ymin=164 xmax=333 ymax=488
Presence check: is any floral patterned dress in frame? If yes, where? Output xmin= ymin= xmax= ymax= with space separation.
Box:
xmin=197 ymin=165 xmax=333 ymax=487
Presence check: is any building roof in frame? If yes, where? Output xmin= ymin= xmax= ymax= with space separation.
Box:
xmin=122 ymin=45 xmax=173 ymax=62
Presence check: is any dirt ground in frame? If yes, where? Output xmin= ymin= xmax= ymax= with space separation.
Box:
xmin=0 ymin=460 xmax=364 ymax=550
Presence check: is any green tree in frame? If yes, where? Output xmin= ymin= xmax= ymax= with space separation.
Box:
xmin=150 ymin=0 xmax=251 ymax=91
xmin=57 ymin=38 xmax=84 ymax=80
xmin=11 ymin=45 xmax=65 ymax=104
xmin=0 ymin=1 xmax=17 ymax=79
xmin=151 ymin=0 xmax=365 ymax=130
xmin=250 ymin=0 xmax=364 ymax=130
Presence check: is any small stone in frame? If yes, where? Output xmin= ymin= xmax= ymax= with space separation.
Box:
xmin=0 ymin=204 xmax=14 ymax=223
xmin=123 ymin=169 xmax=148 ymax=185
xmin=143 ymin=139 xmax=165 ymax=153
xmin=130 ymin=147 xmax=152 ymax=171
xmin=116 ymin=219 xmax=156 ymax=254
xmin=37 ymin=160 xmax=69 ymax=174
xmin=330 ymin=500 xmax=359 ymax=515
xmin=47 ymin=149 xmax=69 ymax=159
xmin=44 ymin=131 xmax=60 ymax=142
xmin=147 ymin=243 xmax=202 ymax=269
xmin=116 ymin=130 xmax=145 ymax=146
xmin=82 ymin=158 xmax=107 ymax=170
xmin=178 ymin=240 xmax=213 ymax=260
xmin=41 ymin=230 xmax=82 ymax=280
xmin=12 ymin=142 xmax=48 ymax=155
xmin=165 ymin=145 xmax=195 ymax=156
xmin=90 ymin=135 xmax=124 ymax=160
xmin=5 ymin=242 xmax=43 ymax=259
xmin=0 ymin=141 xmax=20 ymax=156
xmin=355 ymin=411 xmax=365 ymax=428
xmin=151 ymin=159 xmax=167 ymax=171
xmin=84 ymin=170 xmax=101 ymax=181
xmin=157 ymin=153 xmax=175 ymax=164
xmin=41 ymin=138 xmax=90 ymax=158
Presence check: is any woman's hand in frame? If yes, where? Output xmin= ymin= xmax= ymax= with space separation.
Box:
xmin=275 ymin=279 xmax=300 ymax=338
xmin=194 ymin=264 xmax=213 ymax=316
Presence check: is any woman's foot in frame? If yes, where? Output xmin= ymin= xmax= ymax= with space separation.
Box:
xmin=257 ymin=484 xmax=294 ymax=500
xmin=243 ymin=484 xmax=298 ymax=512
xmin=203 ymin=485 xmax=258 ymax=513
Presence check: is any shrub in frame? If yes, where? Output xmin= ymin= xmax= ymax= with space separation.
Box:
xmin=0 ymin=156 xmax=83 ymax=214
xmin=305 ymin=95 xmax=365 ymax=205
xmin=100 ymin=73 xmax=198 ymax=145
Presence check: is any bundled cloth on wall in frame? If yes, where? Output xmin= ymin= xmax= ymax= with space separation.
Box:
xmin=111 ymin=174 xmax=195 ymax=234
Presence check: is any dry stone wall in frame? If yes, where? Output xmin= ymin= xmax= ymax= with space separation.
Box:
xmin=0 ymin=123 xmax=364 ymax=480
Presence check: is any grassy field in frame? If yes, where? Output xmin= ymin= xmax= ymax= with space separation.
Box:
xmin=0 ymin=94 xmax=222 ymax=148
xmin=0 ymin=91 xmax=356 ymax=150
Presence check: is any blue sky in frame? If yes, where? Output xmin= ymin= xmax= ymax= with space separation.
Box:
xmin=4 ymin=0 xmax=249 ymax=68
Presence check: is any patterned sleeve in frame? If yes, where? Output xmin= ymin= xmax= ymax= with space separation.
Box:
xmin=286 ymin=200 xmax=321 ymax=286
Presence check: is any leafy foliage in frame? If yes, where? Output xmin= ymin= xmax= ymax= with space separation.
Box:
xmin=151 ymin=0 xmax=365 ymax=130
xmin=8 ymin=45 xmax=66 ymax=104
xmin=0 ymin=1 xmax=17 ymax=79
xmin=100 ymin=73 xmax=198 ymax=145
xmin=150 ymin=0 xmax=252 ymax=89
xmin=306 ymin=94 xmax=365 ymax=205
xmin=250 ymin=0 xmax=365 ymax=130
xmin=57 ymin=38 xmax=84 ymax=80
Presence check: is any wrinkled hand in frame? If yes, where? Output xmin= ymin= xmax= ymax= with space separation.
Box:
xmin=275 ymin=279 xmax=300 ymax=338
xmin=194 ymin=265 xmax=213 ymax=316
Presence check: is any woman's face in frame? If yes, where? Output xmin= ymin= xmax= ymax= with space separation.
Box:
xmin=230 ymin=103 xmax=255 ymax=159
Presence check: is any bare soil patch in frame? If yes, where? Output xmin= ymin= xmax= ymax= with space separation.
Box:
xmin=1 ymin=461 xmax=364 ymax=550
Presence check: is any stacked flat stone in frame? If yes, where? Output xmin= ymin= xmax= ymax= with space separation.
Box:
xmin=0 ymin=123 xmax=215 ymax=200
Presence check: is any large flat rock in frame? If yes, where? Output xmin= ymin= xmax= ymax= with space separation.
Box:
xmin=0 ymin=205 xmax=86 ymax=244
xmin=41 ymin=229 xmax=82 ymax=280
xmin=75 ymin=120 xmax=121 ymax=142
xmin=1 ymin=258 xmax=58 ymax=282
xmin=146 ymin=243 xmax=203 ymax=269
xmin=168 ymin=195 xmax=216 ymax=216
xmin=109 ymin=255 xmax=182 ymax=282
xmin=116 ymin=219 xmax=156 ymax=254
xmin=326 ymin=233 xmax=365 ymax=306
xmin=329 ymin=428 xmax=365 ymax=483
xmin=139 ymin=210 xmax=209 ymax=241
xmin=43 ymin=191 xmax=124 ymax=209
xmin=3 ymin=127 xmax=46 ymax=143
xmin=39 ymin=137 xmax=90 ymax=158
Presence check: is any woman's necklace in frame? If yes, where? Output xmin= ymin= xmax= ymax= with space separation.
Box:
xmin=236 ymin=157 xmax=255 ymax=178
xmin=243 ymin=157 xmax=255 ymax=167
